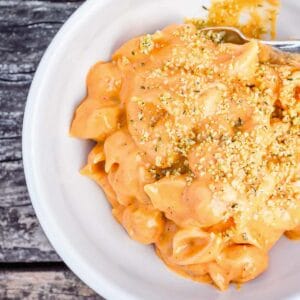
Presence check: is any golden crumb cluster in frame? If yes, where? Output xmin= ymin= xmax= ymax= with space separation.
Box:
xmin=186 ymin=0 xmax=280 ymax=39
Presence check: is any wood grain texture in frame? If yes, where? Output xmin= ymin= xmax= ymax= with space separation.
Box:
xmin=0 ymin=269 xmax=103 ymax=299
xmin=0 ymin=2 xmax=105 ymax=299
xmin=0 ymin=1 xmax=83 ymax=262
xmin=0 ymin=0 xmax=83 ymax=139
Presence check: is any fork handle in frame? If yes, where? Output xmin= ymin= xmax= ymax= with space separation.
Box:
xmin=263 ymin=40 xmax=300 ymax=53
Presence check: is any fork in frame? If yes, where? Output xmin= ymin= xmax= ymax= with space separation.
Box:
xmin=200 ymin=26 xmax=300 ymax=52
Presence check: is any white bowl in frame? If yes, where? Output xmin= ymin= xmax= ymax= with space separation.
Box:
xmin=23 ymin=0 xmax=300 ymax=299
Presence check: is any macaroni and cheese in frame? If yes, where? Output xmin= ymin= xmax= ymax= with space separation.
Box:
xmin=70 ymin=22 xmax=300 ymax=290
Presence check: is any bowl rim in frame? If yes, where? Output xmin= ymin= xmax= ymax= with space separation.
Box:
xmin=22 ymin=0 xmax=137 ymax=299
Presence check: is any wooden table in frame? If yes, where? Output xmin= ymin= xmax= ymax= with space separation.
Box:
xmin=0 ymin=1 xmax=103 ymax=298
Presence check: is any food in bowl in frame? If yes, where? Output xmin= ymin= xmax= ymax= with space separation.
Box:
xmin=70 ymin=6 xmax=300 ymax=291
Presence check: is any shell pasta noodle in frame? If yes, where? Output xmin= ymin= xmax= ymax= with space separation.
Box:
xmin=70 ymin=22 xmax=300 ymax=290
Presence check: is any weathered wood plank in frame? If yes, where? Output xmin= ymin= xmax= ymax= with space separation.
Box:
xmin=0 ymin=137 xmax=59 ymax=262
xmin=0 ymin=1 xmax=83 ymax=25
xmin=0 ymin=0 xmax=85 ymax=260
xmin=0 ymin=138 xmax=22 ymax=162
xmin=0 ymin=0 xmax=83 ymax=139
xmin=0 ymin=203 xmax=61 ymax=262
xmin=0 ymin=159 xmax=60 ymax=262
xmin=0 ymin=1 xmax=83 ymax=64
xmin=0 ymin=160 xmax=28 ymax=207
xmin=0 ymin=269 xmax=103 ymax=299
xmin=0 ymin=0 xmax=84 ymax=253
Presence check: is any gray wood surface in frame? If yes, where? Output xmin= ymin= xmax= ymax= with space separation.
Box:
xmin=0 ymin=269 xmax=102 ymax=299
xmin=0 ymin=0 xmax=83 ymax=263
xmin=0 ymin=1 xmax=103 ymax=298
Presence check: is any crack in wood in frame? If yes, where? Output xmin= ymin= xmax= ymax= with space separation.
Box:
xmin=0 ymin=78 xmax=31 ymax=83
xmin=0 ymin=136 xmax=21 ymax=140
xmin=0 ymin=261 xmax=66 ymax=271
xmin=0 ymin=21 xmax=64 ymax=28
xmin=0 ymin=158 xmax=22 ymax=164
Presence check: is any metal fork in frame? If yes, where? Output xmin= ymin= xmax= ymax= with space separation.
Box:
xmin=200 ymin=26 xmax=300 ymax=52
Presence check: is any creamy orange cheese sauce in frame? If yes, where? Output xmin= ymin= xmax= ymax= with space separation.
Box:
xmin=70 ymin=18 xmax=300 ymax=290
